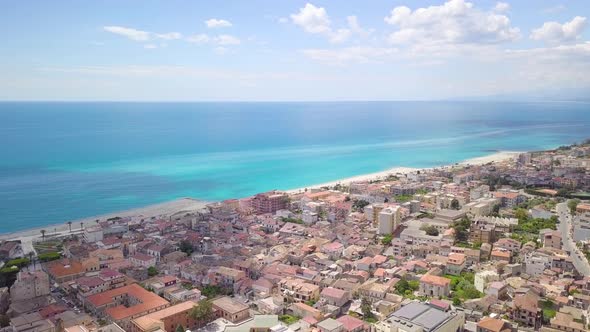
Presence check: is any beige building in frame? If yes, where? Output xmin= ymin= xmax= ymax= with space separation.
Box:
xmin=279 ymin=277 xmax=320 ymax=303
xmin=212 ymin=296 xmax=250 ymax=323
xmin=419 ymin=275 xmax=450 ymax=298
xmin=10 ymin=270 xmax=50 ymax=302
xmin=378 ymin=206 xmax=400 ymax=235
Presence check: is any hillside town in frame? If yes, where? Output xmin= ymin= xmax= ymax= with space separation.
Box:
xmin=1 ymin=142 xmax=590 ymax=332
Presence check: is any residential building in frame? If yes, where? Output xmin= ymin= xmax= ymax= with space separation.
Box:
xmin=419 ymin=275 xmax=451 ymax=298
xmin=212 ymin=296 xmax=250 ymax=323
xmin=10 ymin=270 xmax=50 ymax=302
xmin=130 ymin=300 xmax=199 ymax=332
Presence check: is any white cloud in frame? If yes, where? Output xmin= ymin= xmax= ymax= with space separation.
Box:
xmin=186 ymin=34 xmax=210 ymax=44
xmin=156 ymin=32 xmax=182 ymax=40
xmin=384 ymin=0 xmax=520 ymax=45
xmin=205 ymin=19 xmax=233 ymax=29
xmin=291 ymin=3 xmax=331 ymax=34
xmin=215 ymin=34 xmax=241 ymax=45
xmin=494 ymin=2 xmax=510 ymax=12
xmin=103 ymin=26 xmax=150 ymax=41
xmin=143 ymin=44 xmax=158 ymax=49
xmin=530 ymin=16 xmax=587 ymax=43
xmin=278 ymin=17 xmax=289 ymax=24
xmin=290 ymin=3 xmax=372 ymax=44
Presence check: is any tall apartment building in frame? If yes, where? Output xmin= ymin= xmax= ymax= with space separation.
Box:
xmin=251 ymin=191 xmax=288 ymax=213
xmin=378 ymin=206 xmax=400 ymax=235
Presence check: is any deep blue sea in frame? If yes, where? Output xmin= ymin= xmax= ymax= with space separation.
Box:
xmin=1 ymin=101 xmax=590 ymax=233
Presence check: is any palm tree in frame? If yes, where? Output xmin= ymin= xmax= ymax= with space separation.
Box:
xmin=80 ymin=222 xmax=84 ymax=230
xmin=67 ymin=221 xmax=72 ymax=233
xmin=40 ymin=229 xmax=46 ymax=242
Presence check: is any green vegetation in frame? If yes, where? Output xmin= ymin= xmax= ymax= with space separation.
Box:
xmin=147 ymin=266 xmax=159 ymax=277
xmin=568 ymin=199 xmax=580 ymax=215
xmin=510 ymin=208 xmax=558 ymax=244
xmin=394 ymin=278 xmax=420 ymax=298
xmin=420 ymin=224 xmax=439 ymax=236
xmin=279 ymin=315 xmax=300 ymax=325
xmin=518 ymin=197 xmax=556 ymax=211
xmin=305 ymin=299 xmax=316 ymax=306
xmin=445 ymin=273 xmax=482 ymax=302
xmin=175 ymin=325 xmax=185 ymax=332
xmin=352 ymin=200 xmax=370 ymax=212
xmin=281 ymin=217 xmax=304 ymax=224
xmin=416 ymin=188 xmax=429 ymax=195
xmin=381 ymin=234 xmax=393 ymax=245
xmin=38 ymin=252 xmax=61 ymax=262
xmin=541 ymin=300 xmax=556 ymax=323
xmin=385 ymin=175 xmax=399 ymax=181
xmin=179 ymin=240 xmax=194 ymax=255
xmin=395 ymin=195 xmax=413 ymax=203
xmin=361 ymin=297 xmax=376 ymax=322
xmin=5 ymin=258 xmax=30 ymax=268
xmin=190 ymin=299 xmax=215 ymax=322
xmin=450 ymin=199 xmax=460 ymax=210
xmin=201 ymin=284 xmax=232 ymax=298
xmin=451 ymin=216 xmax=471 ymax=246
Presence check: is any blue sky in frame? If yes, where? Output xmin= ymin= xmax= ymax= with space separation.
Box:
xmin=1 ymin=0 xmax=589 ymax=101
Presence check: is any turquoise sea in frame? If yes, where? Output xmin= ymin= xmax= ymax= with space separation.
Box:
xmin=1 ymin=101 xmax=590 ymax=233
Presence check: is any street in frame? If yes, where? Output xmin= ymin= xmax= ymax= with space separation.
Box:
xmin=556 ymin=202 xmax=590 ymax=276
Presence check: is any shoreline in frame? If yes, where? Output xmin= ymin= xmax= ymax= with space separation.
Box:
xmin=0 ymin=150 xmax=521 ymax=241
xmin=0 ymin=198 xmax=209 ymax=241
xmin=285 ymin=150 xmax=522 ymax=194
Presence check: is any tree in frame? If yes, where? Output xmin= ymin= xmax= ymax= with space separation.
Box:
xmin=175 ymin=325 xmax=185 ymax=332
xmin=381 ymin=234 xmax=393 ymax=245
xmin=452 ymin=217 xmax=471 ymax=244
xmin=568 ymin=199 xmax=580 ymax=215
xmin=421 ymin=224 xmax=439 ymax=236
xmin=67 ymin=221 xmax=72 ymax=233
xmin=360 ymin=297 xmax=374 ymax=320
xmin=190 ymin=299 xmax=215 ymax=322
xmin=450 ymin=199 xmax=460 ymax=210
xmin=352 ymin=200 xmax=370 ymax=212
xmin=179 ymin=240 xmax=194 ymax=255
xmin=80 ymin=221 xmax=84 ymax=230
xmin=147 ymin=266 xmax=158 ymax=277
xmin=40 ymin=229 xmax=46 ymax=242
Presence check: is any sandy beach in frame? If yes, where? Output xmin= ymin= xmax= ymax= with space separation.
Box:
xmin=286 ymin=150 xmax=521 ymax=193
xmin=0 ymin=150 xmax=521 ymax=242
xmin=0 ymin=198 xmax=209 ymax=241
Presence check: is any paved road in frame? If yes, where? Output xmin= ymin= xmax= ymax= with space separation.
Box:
xmin=556 ymin=202 xmax=590 ymax=276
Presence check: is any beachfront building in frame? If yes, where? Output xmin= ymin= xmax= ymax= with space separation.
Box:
xmin=251 ymin=191 xmax=288 ymax=213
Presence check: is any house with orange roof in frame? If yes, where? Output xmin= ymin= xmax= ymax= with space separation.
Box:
xmin=419 ymin=274 xmax=451 ymax=298
xmin=85 ymin=283 xmax=169 ymax=330
xmin=476 ymin=317 xmax=513 ymax=332
xmin=47 ymin=259 xmax=86 ymax=283
xmin=490 ymin=249 xmax=511 ymax=263
xmin=130 ymin=300 xmax=201 ymax=332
